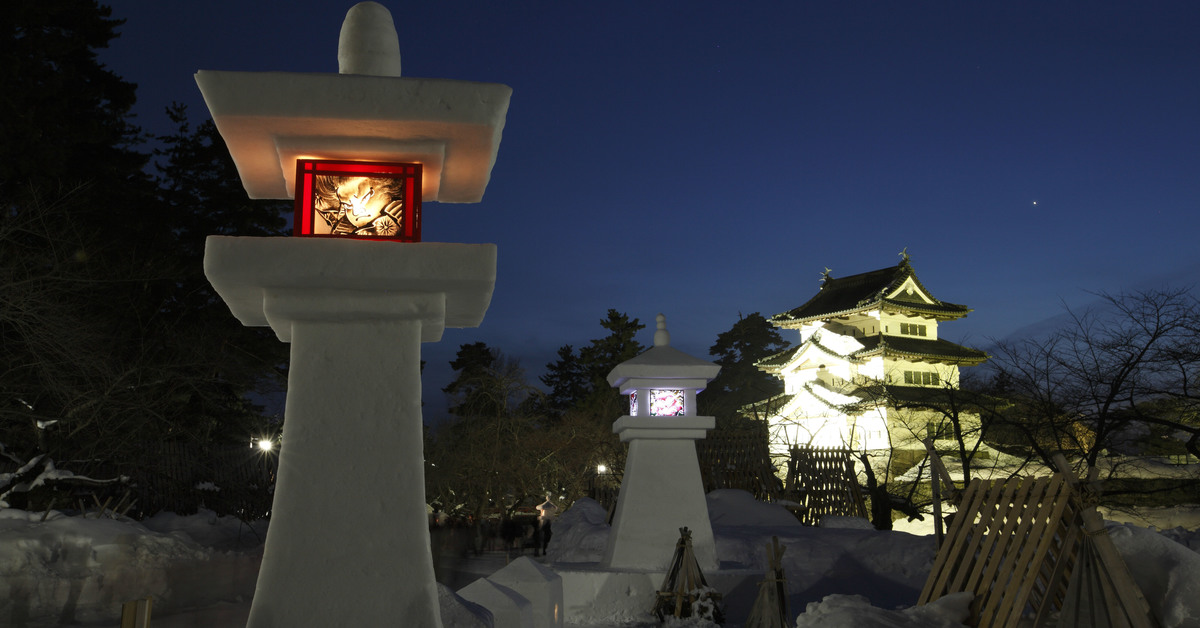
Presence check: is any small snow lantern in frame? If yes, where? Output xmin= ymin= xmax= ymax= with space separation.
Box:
xmin=609 ymin=314 xmax=720 ymax=418
xmin=293 ymin=159 xmax=421 ymax=241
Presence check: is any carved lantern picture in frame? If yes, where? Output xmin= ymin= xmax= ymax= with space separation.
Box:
xmin=293 ymin=159 xmax=421 ymax=241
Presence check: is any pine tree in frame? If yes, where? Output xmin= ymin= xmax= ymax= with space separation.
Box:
xmin=539 ymin=345 xmax=587 ymax=418
xmin=444 ymin=342 xmax=502 ymax=417
xmin=540 ymin=310 xmax=645 ymax=420
xmin=0 ymin=2 xmax=290 ymax=513
xmin=702 ymin=312 xmax=790 ymax=423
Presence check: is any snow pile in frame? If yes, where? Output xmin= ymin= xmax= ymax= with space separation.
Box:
xmin=705 ymin=490 xmax=935 ymax=611
xmin=1109 ymin=523 xmax=1200 ymax=628
xmin=142 ymin=509 xmax=267 ymax=551
xmin=437 ymin=582 xmax=495 ymax=628
xmin=1100 ymin=504 xmax=1200 ymax=532
xmin=794 ymin=591 xmax=973 ymax=628
xmin=543 ymin=496 xmax=610 ymax=564
xmin=707 ymin=489 xmax=805 ymax=529
xmin=0 ymin=508 xmax=262 ymax=626
xmin=1 ymin=491 xmax=1199 ymax=626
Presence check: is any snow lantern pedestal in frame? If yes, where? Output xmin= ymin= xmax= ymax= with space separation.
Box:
xmin=204 ymin=238 xmax=494 ymax=627
xmin=601 ymin=314 xmax=720 ymax=573
xmin=196 ymin=3 xmax=511 ymax=626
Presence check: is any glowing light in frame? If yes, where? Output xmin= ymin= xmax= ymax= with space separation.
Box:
xmin=258 ymin=439 xmax=274 ymax=452
xmin=597 ymin=464 xmax=608 ymax=474
xmin=649 ymin=389 xmax=685 ymax=416
xmin=294 ymin=159 xmax=421 ymax=241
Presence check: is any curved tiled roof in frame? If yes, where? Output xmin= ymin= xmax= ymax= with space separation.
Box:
xmin=755 ymin=346 xmax=800 ymax=370
xmin=754 ymin=335 xmax=866 ymax=372
xmin=853 ymin=336 xmax=988 ymax=365
xmin=772 ymin=260 xmax=971 ymax=325
xmin=737 ymin=392 xmax=795 ymax=417
xmin=841 ymin=384 xmax=1005 ymax=413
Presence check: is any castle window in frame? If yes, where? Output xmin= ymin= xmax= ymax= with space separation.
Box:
xmin=903 ymin=370 xmax=940 ymax=386
xmin=900 ymin=323 xmax=927 ymax=337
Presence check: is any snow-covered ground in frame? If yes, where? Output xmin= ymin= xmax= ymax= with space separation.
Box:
xmin=1 ymin=491 xmax=1197 ymax=627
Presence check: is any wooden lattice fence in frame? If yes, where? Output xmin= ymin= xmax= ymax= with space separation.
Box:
xmin=80 ymin=441 xmax=277 ymax=519
xmin=785 ymin=446 xmax=868 ymax=525
xmin=697 ymin=422 xmax=781 ymax=502
xmin=919 ymin=469 xmax=1157 ymax=627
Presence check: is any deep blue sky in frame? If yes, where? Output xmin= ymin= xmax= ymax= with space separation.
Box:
xmin=99 ymin=1 xmax=1200 ymax=420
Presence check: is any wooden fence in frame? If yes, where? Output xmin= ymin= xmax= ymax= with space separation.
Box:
xmin=785 ymin=446 xmax=868 ymax=525
xmin=84 ymin=441 xmax=277 ymax=519
xmin=696 ymin=422 xmax=782 ymax=503
xmin=919 ymin=471 xmax=1157 ymax=627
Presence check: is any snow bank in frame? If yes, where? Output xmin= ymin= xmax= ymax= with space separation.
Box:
xmin=544 ymin=497 xmax=609 ymax=564
xmin=2 ymin=491 xmax=1199 ymax=627
xmin=1110 ymin=522 xmax=1200 ymax=628
xmin=794 ymin=592 xmax=972 ymax=628
xmin=0 ymin=508 xmax=262 ymax=626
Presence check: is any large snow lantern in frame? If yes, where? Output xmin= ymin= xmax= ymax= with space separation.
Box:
xmin=293 ymin=159 xmax=421 ymax=241
xmin=611 ymin=314 xmax=719 ymax=418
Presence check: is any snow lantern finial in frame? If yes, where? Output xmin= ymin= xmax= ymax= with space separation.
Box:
xmin=339 ymin=2 xmax=402 ymax=77
xmin=654 ymin=313 xmax=670 ymax=347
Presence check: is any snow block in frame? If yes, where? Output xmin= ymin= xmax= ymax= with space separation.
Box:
xmin=437 ymin=583 xmax=494 ymax=628
xmin=556 ymin=568 xmax=661 ymax=625
xmin=486 ymin=557 xmax=563 ymax=628
xmin=457 ymin=578 xmax=533 ymax=628
xmin=554 ymin=566 xmax=760 ymax=625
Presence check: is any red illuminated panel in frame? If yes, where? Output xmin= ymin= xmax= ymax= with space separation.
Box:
xmin=293 ymin=160 xmax=421 ymax=241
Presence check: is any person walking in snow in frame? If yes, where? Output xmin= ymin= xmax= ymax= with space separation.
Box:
xmin=536 ymin=493 xmax=558 ymax=556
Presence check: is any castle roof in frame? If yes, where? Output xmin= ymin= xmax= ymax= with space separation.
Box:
xmin=841 ymin=384 xmax=1005 ymax=414
xmin=852 ymin=336 xmax=988 ymax=366
xmin=771 ymin=259 xmax=971 ymax=327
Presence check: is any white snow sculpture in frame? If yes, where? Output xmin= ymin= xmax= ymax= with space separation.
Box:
xmin=338 ymin=2 xmax=402 ymax=77
xmin=457 ymin=578 xmax=534 ymax=628
xmin=437 ymin=584 xmax=495 ymax=628
xmin=601 ymin=314 xmax=720 ymax=572
xmin=485 ymin=556 xmax=564 ymax=628
xmin=197 ymin=3 xmax=510 ymax=627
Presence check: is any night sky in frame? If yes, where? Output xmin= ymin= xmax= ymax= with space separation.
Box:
xmin=98 ymin=1 xmax=1200 ymax=419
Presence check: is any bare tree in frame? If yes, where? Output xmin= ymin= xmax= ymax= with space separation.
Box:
xmin=989 ymin=289 xmax=1200 ymax=470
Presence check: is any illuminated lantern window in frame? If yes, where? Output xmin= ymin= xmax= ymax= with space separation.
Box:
xmin=649 ymin=389 xmax=685 ymax=416
xmin=629 ymin=391 xmax=638 ymax=416
xmin=294 ymin=159 xmax=421 ymax=241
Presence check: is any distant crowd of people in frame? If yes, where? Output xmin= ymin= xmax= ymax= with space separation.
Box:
xmin=428 ymin=493 xmax=559 ymax=562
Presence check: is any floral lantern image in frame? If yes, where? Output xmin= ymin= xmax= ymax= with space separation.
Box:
xmin=294 ymin=159 xmax=421 ymax=241
xmin=628 ymin=388 xmax=686 ymax=416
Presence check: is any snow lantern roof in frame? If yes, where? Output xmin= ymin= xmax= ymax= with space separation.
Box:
xmin=195 ymin=2 xmax=511 ymax=203
xmin=607 ymin=314 xmax=720 ymax=393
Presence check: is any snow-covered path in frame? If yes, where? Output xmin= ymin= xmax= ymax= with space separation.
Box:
xmin=2 ymin=492 xmax=1198 ymax=627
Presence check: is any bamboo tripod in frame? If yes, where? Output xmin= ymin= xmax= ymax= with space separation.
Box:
xmin=744 ymin=536 xmax=790 ymax=628
xmin=653 ymin=527 xmax=723 ymax=623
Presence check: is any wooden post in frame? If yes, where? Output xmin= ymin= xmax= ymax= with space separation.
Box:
xmin=924 ymin=440 xmax=958 ymax=548
xmin=120 ymin=598 xmax=152 ymax=628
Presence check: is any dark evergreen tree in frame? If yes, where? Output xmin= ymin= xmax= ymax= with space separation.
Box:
xmin=539 ymin=345 xmax=587 ymax=418
xmin=701 ymin=312 xmax=790 ymax=423
xmin=1 ymin=0 xmax=155 ymax=240
xmin=444 ymin=342 xmax=502 ymax=417
xmin=578 ymin=310 xmax=645 ymax=385
xmin=0 ymin=3 xmax=290 ymax=514
xmin=540 ymin=310 xmax=645 ymax=420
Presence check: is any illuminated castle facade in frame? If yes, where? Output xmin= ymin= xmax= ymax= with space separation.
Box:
xmin=751 ymin=254 xmax=988 ymax=464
